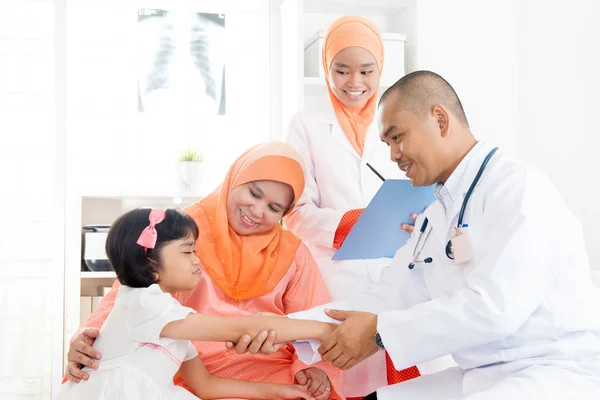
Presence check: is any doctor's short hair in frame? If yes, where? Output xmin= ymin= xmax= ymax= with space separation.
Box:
xmin=379 ymin=70 xmax=469 ymax=128
xmin=105 ymin=208 xmax=199 ymax=288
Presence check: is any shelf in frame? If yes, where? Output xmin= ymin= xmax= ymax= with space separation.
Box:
xmin=304 ymin=77 xmax=325 ymax=86
xmin=81 ymin=271 xmax=116 ymax=279
xmin=304 ymin=77 xmax=328 ymax=97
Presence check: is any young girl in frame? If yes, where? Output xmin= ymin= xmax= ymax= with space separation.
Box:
xmin=57 ymin=207 xmax=334 ymax=400
xmin=64 ymin=142 xmax=343 ymax=400
xmin=283 ymin=15 xmax=419 ymax=398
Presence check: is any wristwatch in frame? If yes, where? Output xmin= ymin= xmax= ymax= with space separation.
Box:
xmin=374 ymin=331 xmax=385 ymax=350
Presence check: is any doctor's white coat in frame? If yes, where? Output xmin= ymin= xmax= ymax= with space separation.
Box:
xmin=293 ymin=142 xmax=600 ymax=399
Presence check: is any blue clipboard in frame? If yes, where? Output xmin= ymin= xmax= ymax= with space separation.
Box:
xmin=332 ymin=179 xmax=435 ymax=260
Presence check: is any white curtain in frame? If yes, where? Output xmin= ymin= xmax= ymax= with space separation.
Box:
xmin=0 ymin=0 xmax=64 ymax=398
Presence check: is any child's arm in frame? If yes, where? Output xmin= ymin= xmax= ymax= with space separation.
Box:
xmin=178 ymin=356 xmax=314 ymax=400
xmin=161 ymin=313 xmax=334 ymax=344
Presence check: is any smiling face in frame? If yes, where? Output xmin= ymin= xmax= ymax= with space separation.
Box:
xmin=226 ymin=180 xmax=294 ymax=236
xmin=155 ymin=234 xmax=202 ymax=294
xmin=328 ymin=46 xmax=380 ymax=108
xmin=378 ymin=91 xmax=449 ymax=187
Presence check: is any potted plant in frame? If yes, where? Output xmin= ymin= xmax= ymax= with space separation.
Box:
xmin=177 ymin=149 xmax=205 ymax=192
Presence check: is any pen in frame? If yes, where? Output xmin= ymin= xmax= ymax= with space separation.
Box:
xmin=366 ymin=163 xmax=385 ymax=182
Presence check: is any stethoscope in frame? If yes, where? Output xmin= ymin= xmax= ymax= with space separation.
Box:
xmin=408 ymin=147 xmax=499 ymax=269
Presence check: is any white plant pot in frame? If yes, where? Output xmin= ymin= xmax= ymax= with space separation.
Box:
xmin=177 ymin=161 xmax=204 ymax=192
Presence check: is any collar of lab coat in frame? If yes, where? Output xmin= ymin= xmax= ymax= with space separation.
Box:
xmin=424 ymin=141 xmax=498 ymax=245
xmin=318 ymin=105 xmax=380 ymax=161
xmin=434 ymin=141 xmax=497 ymax=219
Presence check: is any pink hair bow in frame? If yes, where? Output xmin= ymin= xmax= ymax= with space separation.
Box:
xmin=136 ymin=209 xmax=166 ymax=250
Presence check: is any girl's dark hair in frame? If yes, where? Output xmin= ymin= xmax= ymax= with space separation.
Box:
xmin=105 ymin=208 xmax=199 ymax=288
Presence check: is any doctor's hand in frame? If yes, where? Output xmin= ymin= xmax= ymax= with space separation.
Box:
xmin=65 ymin=327 xmax=102 ymax=383
xmin=295 ymin=368 xmax=331 ymax=400
xmin=401 ymin=213 xmax=418 ymax=234
xmin=318 ymin=310 xmax=379 ymax=371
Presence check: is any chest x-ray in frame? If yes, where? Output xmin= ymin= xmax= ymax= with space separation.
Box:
xmin=137 ymin=9 xmax=226 ymax=115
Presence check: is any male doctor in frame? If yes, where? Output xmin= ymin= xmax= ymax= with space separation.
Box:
xmin=241 ymin=70 xmax=600 ymax=399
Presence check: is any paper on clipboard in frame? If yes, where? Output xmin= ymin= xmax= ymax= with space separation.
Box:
xmin=332 ymin=179 xmax=435 ymax=260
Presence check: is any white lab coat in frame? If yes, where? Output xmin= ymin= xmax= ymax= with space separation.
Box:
xmin=293 ymin=142 xmax=600 ymax=399
xmin=284 ymin=100 xmax=405 ymax=396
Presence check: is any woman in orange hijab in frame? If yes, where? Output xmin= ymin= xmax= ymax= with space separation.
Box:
xmin=65 ymin=142 xmax=343 ymax=400
xmin=283 ymin=15 xmax=419 ymax=398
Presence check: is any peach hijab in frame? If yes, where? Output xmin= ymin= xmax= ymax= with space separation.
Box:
xmin=185 ymin=142 xmax=306 ymax=301
xmin=322 ymin=15 xmax=384 ymax=156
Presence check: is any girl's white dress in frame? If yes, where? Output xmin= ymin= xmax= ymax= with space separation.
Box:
xmin=56 ymin=284 xmax=199 ymax=399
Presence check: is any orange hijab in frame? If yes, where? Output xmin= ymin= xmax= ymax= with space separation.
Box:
xmin=185 ymin=142 xmax=306 ymax=301
xmin=322 ymin=15 xmax=384 ymax=156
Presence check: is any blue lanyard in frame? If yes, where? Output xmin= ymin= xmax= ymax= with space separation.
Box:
xmin=421 ymin=146 xmax=498 ymax=230
xmin=456 ymin=146 xmax=498 ymax=228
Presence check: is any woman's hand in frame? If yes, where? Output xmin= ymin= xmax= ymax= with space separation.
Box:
xmin=225 ymin=330 xmax=283 ymax=355
xmin=269 ymin=383 xmax=316 ymax=400
xmin=225 ymin=312 xmax=285 ymax=355
xmin=295 ymin=368 xmax=331 ymax=400
xmin=65 ymin=328 xmax=102 ymax=383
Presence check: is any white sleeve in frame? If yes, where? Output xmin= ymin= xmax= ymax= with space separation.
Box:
xmin=379 ymin=173 xmax=562 ymax=370
xmin=184 ymin=342 xmax=198 ymax=362
xmin=284 ymin=114 xmax=345 ymax=248
xmin=128 ymin=285 xmax=195 ymax=345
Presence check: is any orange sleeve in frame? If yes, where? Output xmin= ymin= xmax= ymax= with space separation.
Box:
xmin=332 ymin=208 xmax=364 ymax=249
xmin=282 ymin=243 xmax=331 ymax=313
xmin=283 ymin=244 xmax=344 ymax=399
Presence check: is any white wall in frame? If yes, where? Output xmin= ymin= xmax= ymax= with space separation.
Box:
xmin=517 ymin=0 xmax=600 ymax=269
xmin=0 ymin=0 xmax=62 ymax=398
xmin=411 ymin=0 xmax=600 ymax=269
xmin=412 ymin=0 xmax=521 ymax=156
xmin=66 ymin=0 xmax=273 ymax=196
